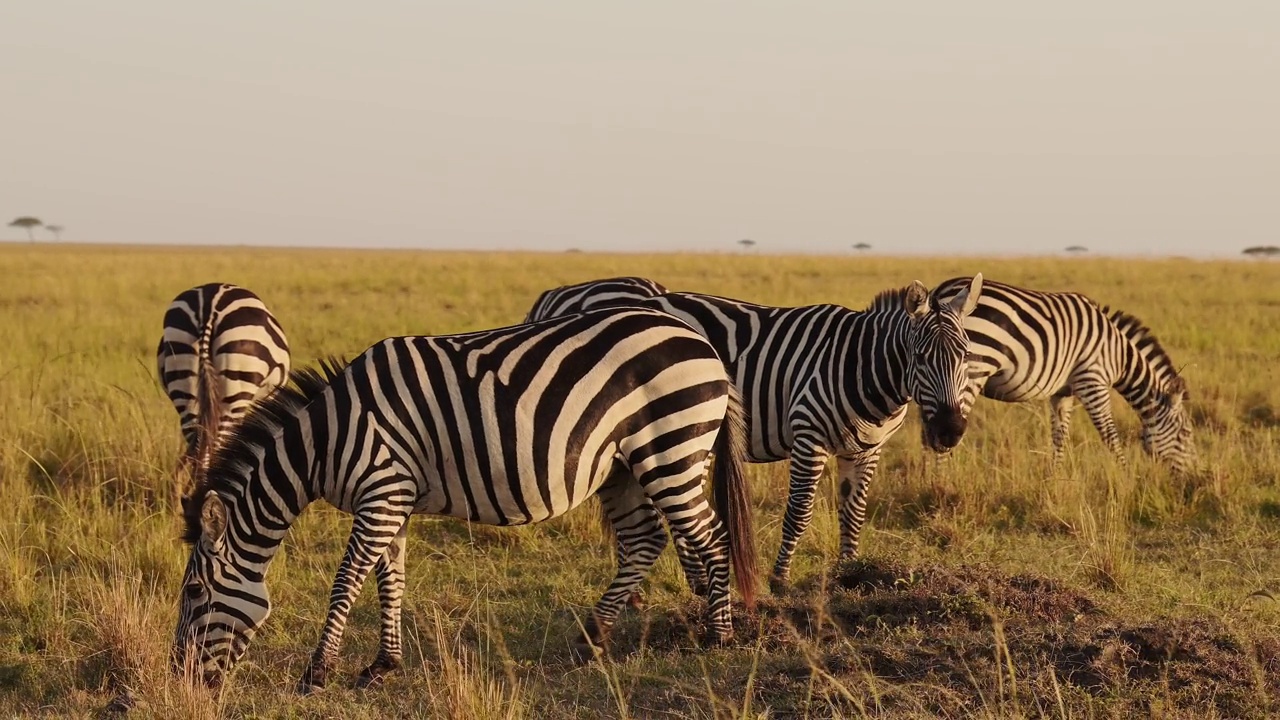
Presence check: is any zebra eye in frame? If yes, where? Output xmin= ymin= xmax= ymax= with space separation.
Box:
xmin=184 ymin=583 xmax=203 ymax=600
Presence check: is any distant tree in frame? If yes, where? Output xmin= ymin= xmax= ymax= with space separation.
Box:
xmin=738 ymin=238 xmax=756 ymax=251
xmin=1065 ymin=245 xmax=1088 ymax=254
xmin=1243 ymin=245 xmax=1280 ymax=258
xmin=8 ymin=216 xmax=42 ymax=242
xmin=45 ymin=224 xmax=64 ymax=241
xmin=852 ymin=242 xmax=872 ymax=252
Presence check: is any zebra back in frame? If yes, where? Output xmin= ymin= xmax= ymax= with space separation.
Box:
xmin=524 ymin=276 xmax=667 ymax=322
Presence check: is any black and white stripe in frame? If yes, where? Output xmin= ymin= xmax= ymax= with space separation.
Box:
xmin=156 ymin=283 xmax=290 ymax=475
xmin=930 ymin=276 xmax=1195 ymax=473
xmin=524 ymin=276 xmax=667 ymax=323
xmin=527 ymin=275 xmax=983 ymax=592
xmin=172 ymin=307 xmax=758 ymax=691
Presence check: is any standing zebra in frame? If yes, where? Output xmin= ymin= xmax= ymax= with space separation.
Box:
xmin=172 ymin=307 xmax=757 ymax=691
xmin=527 ymin=275 xmax=984 ymax=592
xmin=156 ymin=283 xmax=290 ymax=479
xmin=524 ymin=276 xmax=667 ymax=323
xmin=928 ymin=276 xmax=1195 ymax=473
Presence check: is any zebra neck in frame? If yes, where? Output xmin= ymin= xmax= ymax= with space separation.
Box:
xmin=220 ymin=464 xmax=314 ymax=580
xmin=1113 ymin=346 xmax=1163 ymax=415
xmin=831 ymin=313 xmax=911 ymax=417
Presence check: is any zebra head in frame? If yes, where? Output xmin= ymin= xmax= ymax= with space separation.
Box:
xmin=1140 ymin=374 xmax=1196 ymax=474
xmin=903 ymin=274 xmax=984 ymax=452
xmin=172 ymin=490 xmax=271 ymax=688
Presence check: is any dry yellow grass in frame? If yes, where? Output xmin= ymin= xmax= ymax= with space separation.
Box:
xmin=1 ymin=244 xmax=1278 ymax=718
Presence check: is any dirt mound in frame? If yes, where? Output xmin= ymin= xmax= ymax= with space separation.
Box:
xmin=628 ymin=558 xmax=1278 ymax=718
xmin=831 ymin=558 xmax=1097 ymax=629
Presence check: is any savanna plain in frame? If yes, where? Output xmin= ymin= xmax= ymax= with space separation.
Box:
xmin=1 ymin=246 xmax=1279 ymax=720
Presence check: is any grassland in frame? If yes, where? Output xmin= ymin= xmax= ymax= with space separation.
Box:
xmin=0 ymin=245 xmax=1278 ymax=719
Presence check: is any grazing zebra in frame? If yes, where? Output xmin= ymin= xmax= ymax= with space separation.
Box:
xmin=172 ymin=307 xmax=758 ymax=692
xmin=527 ymin=275 xmax=984 ymax=592
xmin=524 ymin=276 xmax=667 ymax=323
xmin=928 ymin=276 xmax=1196 ymax=473
xmin=156 ymin=283 xmax=290 ymax=478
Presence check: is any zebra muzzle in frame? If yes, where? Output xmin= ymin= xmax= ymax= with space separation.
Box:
xmin=924 ymin=406 xmax=968 ymax=451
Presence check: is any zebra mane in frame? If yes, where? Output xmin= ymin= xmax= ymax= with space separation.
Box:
xmin=866 ymin=286 xmax=911 ymax=313
xmin=181 ymin=356 xmax=349 ymax=545
xmin=865 ymin=284 xmax=947 ymax=315
xmin=1103 ymin=307 xmax=1180 ymax=386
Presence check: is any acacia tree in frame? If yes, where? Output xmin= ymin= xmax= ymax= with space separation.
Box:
xmin=9 ymin=217 xmax=42 ymax=242
xmin=45 ymin=224 xmax=64 ymax=241
xmin=1243 ymin=245 xmax=1280 ymax=258
xmin=852 ymin=242 xmax=871 ymax=252
xmin=1065 ymin=245 xmax=1088 ymax=254
xmin=738 ymin=238 xmax=756 ymax=251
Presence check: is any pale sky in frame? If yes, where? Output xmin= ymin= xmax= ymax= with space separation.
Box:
xmin=3 ymin=1 xmax=1277 ymax=256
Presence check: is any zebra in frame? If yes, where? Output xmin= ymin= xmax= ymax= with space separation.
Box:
xmin=526 ymin=275 xmax=984 ymax=593
xmin=928 ymin=276 xmax=1196 ymax=473
xmin=172 ymin=307 xmax=758 ymax=692
xmin=156 ymin=283 xmax=290 ymax=480
xmin=524 ymin=276 xmax=667 ymax=323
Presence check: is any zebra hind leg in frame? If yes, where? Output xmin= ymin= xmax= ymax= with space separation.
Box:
xmin=616 ymin=521 xmax=707 ymax=609
xmin=575 ymin=477 xmax=668 ymax=663
xmin=355 ymin=520 xmax=410 ymax=689
xmin=673 ymin=530 xmax=710 ymax=596
xmin=648 ymin=486 xmax=735 ymax=646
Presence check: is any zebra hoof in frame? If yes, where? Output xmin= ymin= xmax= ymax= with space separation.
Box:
xmin=627 ymin=589 xmax=646 ymax=610
xmin=569 ymin=616 xmax=610 ymax=664
xmin=297 ymin=662 xmax=329 ymax=695
xmin=768 ymin=573 xmax=791 ymax=596
xmin=355 ymin=656 xmax=402 ymax=689
xmin=569 ymin=636 xmax=607 ymax=665
xmin=703 ymin=627 xmax=734 ymax=648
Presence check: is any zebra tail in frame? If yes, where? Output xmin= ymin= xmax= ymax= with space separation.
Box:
xmin=191 ymin=335 xmax=223 ymax=489
xmin=713 ymin=384 xmax=758 ymax=610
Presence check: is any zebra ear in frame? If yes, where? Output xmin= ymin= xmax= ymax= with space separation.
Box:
xmin=947 ymin=273 xmax=983 ymax=318
xmin=904 ymin=281 xmax=930 ymax=319
xmin=199 ymin=491 xmax=228 ymax=546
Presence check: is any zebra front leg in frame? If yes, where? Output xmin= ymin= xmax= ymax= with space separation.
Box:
xmin=299 ymin=501 xmax=413 ymax=694
xmin=771 ymin=438 xmax=829 ymax=594
xmin=355 ymin=520 xmax=409 ymax=689
xmin=836 ymin=451 xmax=881 ymax=559
xmin=1074 ymin=379 xmax=1127 ymax=468
xmin=578 ymin=477 xmax=668 ymax=663
xmin=1049 ymin=392 xmax=1076 ymax=470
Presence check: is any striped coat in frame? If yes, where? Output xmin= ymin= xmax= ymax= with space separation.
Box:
xmin=172 ymin=307 xmax=757 ymax=691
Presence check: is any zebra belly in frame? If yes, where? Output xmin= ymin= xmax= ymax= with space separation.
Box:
xmin=409 ymin=442 xmax=618 ymax=527
xmin=982 ymin=369 xmax=1072 ymax=403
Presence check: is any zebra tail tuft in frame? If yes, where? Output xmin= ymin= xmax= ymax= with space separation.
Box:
xmin=713 ymin=383 xmax=758 ymax=610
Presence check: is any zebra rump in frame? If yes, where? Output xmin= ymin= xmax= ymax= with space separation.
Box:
xmin=156 ymin=282 xmax=290 ymax=479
